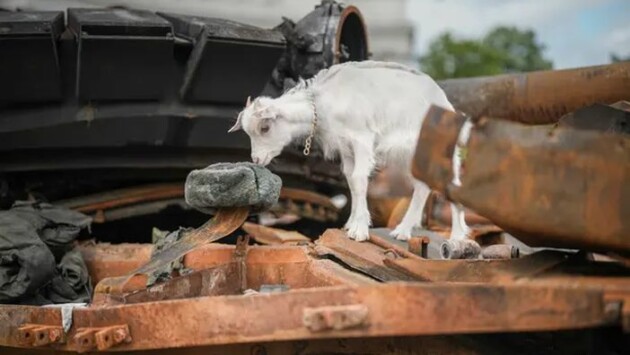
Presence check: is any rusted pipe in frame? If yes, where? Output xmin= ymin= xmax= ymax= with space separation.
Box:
xmin=440 ymin=240 xmax=481 ymax=260
xmin=439 ymin=62 xmax=630 ymax=124
xmin=482 ymin=244 xmax=520 ymax=260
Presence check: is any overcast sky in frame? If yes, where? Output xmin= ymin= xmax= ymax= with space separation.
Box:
xmin=407 ymin=0 xmax=630 ymax=69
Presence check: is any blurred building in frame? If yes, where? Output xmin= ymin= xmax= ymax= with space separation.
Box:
xmin=2 ymin=0 xmax=415 ymax=66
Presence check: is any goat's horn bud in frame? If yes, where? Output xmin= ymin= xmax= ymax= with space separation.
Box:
xmin=246 ymin=96 xmax=252 ymax=107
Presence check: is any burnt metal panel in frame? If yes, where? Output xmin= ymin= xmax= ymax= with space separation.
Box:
xmin=67 ymin=8 xmax=174 ymax=101
xmin=0 ymin=11 xmax=64 ymax=103
xmin=413 ymin=105 xmax=630 ymax=254
xmin=557 ymin=101 xmax=630 ymax=134
xmin=159 ymin=13 xmax=285 ymax=104
xmin=268 ymin=2 xmax=368 ymax=95
xmin=0 ymin=241 xmax=617 ymax=351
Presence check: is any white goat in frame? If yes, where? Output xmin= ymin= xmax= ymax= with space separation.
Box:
xmin=228 ymin=61 xmax=470 ymax=242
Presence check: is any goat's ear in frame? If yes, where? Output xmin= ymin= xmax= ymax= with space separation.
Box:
xmin=228 ymin=112 xmax=243 ymax=133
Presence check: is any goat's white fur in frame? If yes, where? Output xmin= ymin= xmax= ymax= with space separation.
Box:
xmin=230 ymin=60 xmax=470 ymax=242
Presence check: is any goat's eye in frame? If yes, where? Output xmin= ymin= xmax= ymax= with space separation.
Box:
xmin=260 ymin=123 xmax=270 ymax=134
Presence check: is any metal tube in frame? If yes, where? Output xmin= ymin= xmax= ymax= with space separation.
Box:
xmin=439 ymin=62 xmax=630 ymax=124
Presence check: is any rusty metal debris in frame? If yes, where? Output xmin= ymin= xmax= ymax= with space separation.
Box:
xmin=407 ymin=236 xmax=430 ymax=258
xmin=94 ymin=207 xmax=248 ymax=296
xmin=17 ymin=324 xmax=64 ymax=347
xmin=412 ymin=105 xmax=630 ymax=254
xmin=3 ymin=240 xmax=627 ymax=351
xmin=73 ymin=324 xmax=131 ymax=353
xmin=242 ymin=222 xmax=311 ymax=245
xmin=441 ymin=239 xmax=482 ymax=260
xmin=384 ymin=250 xmax=569 ymax=283
xmin=271 ymin=1 xmax=368 ymax=94
xmin=482 ymin=244 xmax=520 ymax=260
xmin=439 ymin=61 xmax=630 ymax=124
xmin=0 ymin=4 xmax=629 ymax=351
xmin=313 ymin=229 xmax=418 ymax=281
xmin=2 ymin=228 xmax=630 ymax=352
xmin=557 ymin=101 xmax=630 ymax=134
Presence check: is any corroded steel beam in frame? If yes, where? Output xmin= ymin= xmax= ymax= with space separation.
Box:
xmin=0 ymin=283 xmax=612 ymax=351
xmin=412 ymin=105 xmax=630 ymax=253
xmin=4 ymin=232 xmax=630 ymax=352
xmin=438 ymin=62 xmax=630 ymax=124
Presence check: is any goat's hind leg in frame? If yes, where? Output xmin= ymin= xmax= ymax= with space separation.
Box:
xmin=390 ymin=180 xmax=431 ymax=241
xmin=449 ymin=202 xmax=470 ymax=240
xmin=343 ymin=136 xmax=375 ymax=242
xmin=449 ymin=117 xmax=473 ymax=240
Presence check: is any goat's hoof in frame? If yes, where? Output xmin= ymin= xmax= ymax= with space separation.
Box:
xmin=345 ymin=223 xmax=370 ymax=242
xmin=390 ymin=226 xmax=411 ymax=241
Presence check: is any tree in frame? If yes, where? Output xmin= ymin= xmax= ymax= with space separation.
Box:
xmin=420 ymin=26 xmax=553 ymax=79
xmin=611 ymin=53 xmax=630 ymax=63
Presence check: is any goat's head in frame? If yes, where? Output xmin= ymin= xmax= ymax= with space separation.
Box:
xmin=228 ymin=96 xmax=297 ymax=166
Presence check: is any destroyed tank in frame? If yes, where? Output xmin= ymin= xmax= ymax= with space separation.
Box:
xmin=0 ymin=1 xmax=369 ymax=241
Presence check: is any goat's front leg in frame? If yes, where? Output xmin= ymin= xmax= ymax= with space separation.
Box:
xmin=342 ymin=137 xmax=375 ymax=242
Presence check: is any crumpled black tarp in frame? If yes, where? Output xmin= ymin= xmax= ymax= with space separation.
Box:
xmin=0 ymin=201 xmax=92 ymax=305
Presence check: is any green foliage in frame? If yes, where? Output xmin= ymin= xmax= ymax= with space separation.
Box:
xmin=611 ymin=53 xmax=630 ymax=63
xmin=420 ymin=26 xmax=553 ymax=79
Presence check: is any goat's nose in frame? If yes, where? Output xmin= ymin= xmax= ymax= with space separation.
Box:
xmin=252 ymin=155 xmax=259 ymax=165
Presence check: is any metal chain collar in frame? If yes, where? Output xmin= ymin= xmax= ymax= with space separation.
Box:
xmin=303 ymin=91 xmax=318 ymax=156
